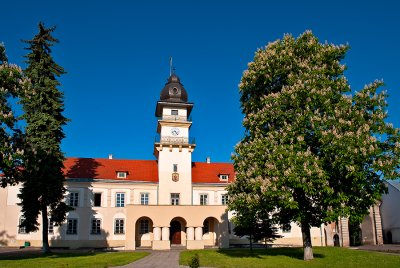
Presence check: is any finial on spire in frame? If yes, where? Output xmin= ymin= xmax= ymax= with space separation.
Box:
xmin=169 ymin=56 xmax=173 ymax=76
xmin=169 ymin=56 xmax=176 ymax=76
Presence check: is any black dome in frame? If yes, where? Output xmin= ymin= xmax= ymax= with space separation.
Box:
xmin=160 ymin=74 xmax=188 ymax=102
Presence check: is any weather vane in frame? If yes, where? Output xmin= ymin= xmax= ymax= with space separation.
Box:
xmin=169 ymin=56 xmax=176 ymax=76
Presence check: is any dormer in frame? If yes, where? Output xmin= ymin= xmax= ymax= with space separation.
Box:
xmin=116 ymin=171 xmax=128 ymax=179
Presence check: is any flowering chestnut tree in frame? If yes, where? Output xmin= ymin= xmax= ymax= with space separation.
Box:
xmin=0 ymin=43 xmax=25 ymax=186
xmin=228 ymin=31 xmax=400 ymax=261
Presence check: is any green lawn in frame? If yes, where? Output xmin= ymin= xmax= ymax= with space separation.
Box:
xmin=180 ymin=247 xmax=400 ymax=268
xmin=0 ymin=251 xmax=149 ymax=268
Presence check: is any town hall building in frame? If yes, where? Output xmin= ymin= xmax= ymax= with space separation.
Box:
xmin=0 ymin=74 xmax=383 ymax=250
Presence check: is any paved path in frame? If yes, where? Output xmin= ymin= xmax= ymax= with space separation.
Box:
xmin=113 ymin=250 xmax=188 ymax=268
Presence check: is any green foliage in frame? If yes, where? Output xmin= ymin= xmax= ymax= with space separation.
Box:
xmin=228 ymin=31 xmax=400 ymax=260
xmin=189 ymin=253 xmax=200 ymax=268
xmin=0 ymin=42 xmax=26 ymax=186
xmin=17 ymin=22 xmax=69 ymax=252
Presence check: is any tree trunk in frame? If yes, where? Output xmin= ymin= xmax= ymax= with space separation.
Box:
xmin=249 ymin=234 xmax=253 ymax=251
xmin=301 ymin=222 xmax=313 ymax=261
xmin=41 ymin=206 xmax=51 ymax=253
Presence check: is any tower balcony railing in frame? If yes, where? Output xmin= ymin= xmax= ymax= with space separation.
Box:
xmin=158 ymin=115 xmax=192 ymax=122
xmin=154 ymin=135 xmax=196 ymax=145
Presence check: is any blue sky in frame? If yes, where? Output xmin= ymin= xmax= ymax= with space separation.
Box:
xmin=1 ymin=0 xmax=399 ymax=163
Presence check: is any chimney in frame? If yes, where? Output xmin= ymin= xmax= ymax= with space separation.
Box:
xmin=206 ymin=156 xmax=211 ymax=164
xmin=108 ymin=154 xmax=113 ymax=159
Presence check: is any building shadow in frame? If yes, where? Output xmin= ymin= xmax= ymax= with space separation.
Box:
xmin=50 ymin=158 xmax=111 ymax=250
xmin=0 ymin=230 xmax=15 ymax=246
xmin=216 ymin=247 xmax=325 ymax=260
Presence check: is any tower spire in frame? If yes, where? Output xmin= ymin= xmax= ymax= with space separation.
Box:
xmin=169 ymin=57 xmax=173 ymax=76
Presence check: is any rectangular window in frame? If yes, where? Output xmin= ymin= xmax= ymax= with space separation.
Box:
xmin=220 ymin=174 xmax=229 ymax=180
xmin=94 ymin=193 xmax=102 ymax=207
xmin=200 ymin=194 xmax=208 ymax=205
xmin=116 ymin=192 xmax=125 ymax=207
xmin=66 ymin=219 xmax=78 ymax=235
xmin=141 ymin=193 xmax=149 ymax=205
xmin=171 ymin=109 xmax=178 ymax=115
xmin=140 ymin=219 xmax=149 ymax=234
xmin=69 ymin=192 xmax=79 ymax=207
xmin=91 ymin=219 xmax=101 ymax=235
xmin=173 ymin=164 xmax=178 ymax=172
xmin=171 ymin=193 xmax=180 ymax=205
xmin=114 ymin=219 xmax=125 ymax=234
xmin=48 ymin=219 xmax=54 ymax=234
xmin=117 ymin=172 xmax=127 ymax=179
xmin=282 ymin=223 xmax=292 ymax=233
xmin=18 ymin=217 xmax=27 ymax=234
xmin=221 ymin=194 xmax=228 ymax=205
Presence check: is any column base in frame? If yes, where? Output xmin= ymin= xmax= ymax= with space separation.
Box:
xmin=152 ymin=240 xmax=171 ymax=250
xmin=186 ymin=240 xmax=204 ymax=250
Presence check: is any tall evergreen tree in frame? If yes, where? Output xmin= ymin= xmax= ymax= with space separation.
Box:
xmin=228 ymin=31 xmax=400 ymax=260
xmin=0 ymin=43 xmax=25 ymax=186
xmin=18 ymin=23 xmax=69 ymax=253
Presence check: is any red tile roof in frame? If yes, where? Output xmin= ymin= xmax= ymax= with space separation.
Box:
xmin=63 ymin=157 xmax=235 ymax=184
xmin=63 ymin=158 xmax=158 ymax=182
xmin=192 ymin=162 xmax=235 ymax=183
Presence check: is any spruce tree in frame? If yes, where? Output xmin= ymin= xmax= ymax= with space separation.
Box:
xmin=0 ymin=43 xmax=25 ymax=186
xmin=228 ymin=31 xmax=400 ymax=260
xmin=18 ymin=22 xmax=69 ymax=253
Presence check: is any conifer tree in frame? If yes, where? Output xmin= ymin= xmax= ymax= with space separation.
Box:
xmin=0 ymin=43 xmax=25 ymax=186
xmin=228 ymin=31 xmax=400 ymax=260
xmin=18 ymin=23 xmax=69 ymax=253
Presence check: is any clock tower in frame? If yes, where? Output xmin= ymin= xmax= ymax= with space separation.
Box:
xmin=154 ymin=74 xmax=195 ymax=205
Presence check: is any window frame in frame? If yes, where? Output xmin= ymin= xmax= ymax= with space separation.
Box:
xmin=171 ymin=193 xmax=180 ymax=205
xmin=93 ymin=192 xmax=102 ymax=207
xmin=140 ymin=192 xmax=149 ymax=205
xmin=117 ymin=171 xmax=127 ymax=179
xmin=221 ymin=194 xmax=228 ymax=205
xmin=140 ymin=219 xmax=149 ymax=234
xmin=91 ymin=218 xmax=101 ymax=235
xmin=69 ymin=192 xmax=79 ymax=207
xmin=48 ymin=218 xmax=54 ymax=234
xmin=116 ymin=192 xmax=125 ymax=207
xmin=18 ymin=217 xmax=27 ymax=234
xmin=200 ymin=194 xmax=208 ymax=205
xmin=114 ymin=218 xmax=125 ymax=234
xmin=66 ymin=218 xmax=78 ymax=235
xmin=173 ymin=164 xmax=178 ymax=172
xmin=171 ymin=109 xmax=178 ymax=116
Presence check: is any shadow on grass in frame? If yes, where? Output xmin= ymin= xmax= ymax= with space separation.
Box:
xmin=0 ymin=251 xmax=98 ymax=261
xmin=217 ymin=247 xmax=325 ymax=260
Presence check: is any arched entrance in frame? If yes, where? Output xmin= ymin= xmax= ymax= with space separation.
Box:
xmin=170 ymin=221 xmax=181 ymax=244
xmin=135 ymin=217 xmax=153 ymax=247
xmin=333 ymin=234 xmax=340 ymax=247
xmin=169 ymin=217 xmax=186 ymax=246
xmin=203 ymin=217 xmax=219 ymax=247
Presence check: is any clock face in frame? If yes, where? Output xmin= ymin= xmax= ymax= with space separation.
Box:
xmin=171 ymin=128 xmax=180 ymax=136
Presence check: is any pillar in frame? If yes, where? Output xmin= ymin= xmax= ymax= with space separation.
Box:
xmin=187 ymin=227 xmax=194 ymax=241
xmin=162 ymin=226 xmax=170 ymax=241
xmin=195 ymin=227 xmax=203 ymax=240
xmin=153 ymin=227 xmax=161 ymax=241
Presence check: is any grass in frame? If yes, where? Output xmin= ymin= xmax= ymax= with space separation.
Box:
xmin=180 ymin=247 xmax=400 ymax=268
xmin=0 ymin=251 xmax=149 ymax=268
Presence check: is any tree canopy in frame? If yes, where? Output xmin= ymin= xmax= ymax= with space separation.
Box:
xmin=17 ymin=22 xmax=69 ymax=253
xmin=0 ymin=43 xmax=25 ymax=187
xmin=228 ymin=31 xmax=400 ymax=260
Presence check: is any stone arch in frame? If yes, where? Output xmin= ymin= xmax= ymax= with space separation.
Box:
xmin=135 ymin=216 xmax=154 ymax=247
xmin=202 ymin=217 xmax=219 ymax=247
xmin=170 ymin=217 xmax=187 ymax=246
xmin=333 ymin=234 xmax=340 ymax=247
